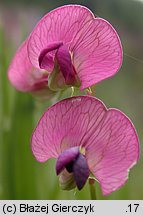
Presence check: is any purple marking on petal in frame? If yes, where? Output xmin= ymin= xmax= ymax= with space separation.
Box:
xmin=73 ymin=154 xmax=90 ymax=190
xmin=66 ymin=161 xmax=74 ymax=173
xmin=56 ymin=147 xmax=79 ymax=175
xmin=28 ymin=5 xmax=94 ymax=69
xmin=38 ymin=41 xmax=63 ymax=70
xmin=56 ymin=44 xmax=76 ymax=85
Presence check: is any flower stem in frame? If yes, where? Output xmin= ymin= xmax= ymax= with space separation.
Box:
xmin=71 ymin=87 xmax=75 ymax=97
xmin=71 ymin=87 xmax=79 ymax=97
xmin=89 ymin=178 xmax=97 ymax=200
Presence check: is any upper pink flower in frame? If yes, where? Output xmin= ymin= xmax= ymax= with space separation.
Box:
xmin=8 ymin=5 xmax=122 ymax=93
xmin=31 ymin=96 xmax=139 ymax=195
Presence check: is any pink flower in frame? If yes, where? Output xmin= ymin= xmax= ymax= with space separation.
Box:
xmin=31 ymin=96 xmax=139 ymax=195
xmin=8 ymin=5 xmax=122 ymax=93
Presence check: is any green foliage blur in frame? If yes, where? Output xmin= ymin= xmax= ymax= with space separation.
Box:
xmin=0 ymin=0 xmax=143 ymax=199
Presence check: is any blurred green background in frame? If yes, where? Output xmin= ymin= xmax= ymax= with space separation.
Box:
xmin=0 ymin=0 xmax=143 ymax=199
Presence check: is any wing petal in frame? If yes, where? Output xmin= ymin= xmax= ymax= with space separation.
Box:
xmin=8 ymin=40 xmax=47 ymax=92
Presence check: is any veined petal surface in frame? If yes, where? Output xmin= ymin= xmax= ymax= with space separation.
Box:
xmin=28 ymin=5 xmax=94 ymax=68
xmin=86 ymin=109 xmax=139 ymax=195
xmin=31 ymin=96 xmax=106 ymax=162
xmin=8 ymin=40 xmax=48 ymax=92
xmin=70 ymin=18 xmax=122 ymax=89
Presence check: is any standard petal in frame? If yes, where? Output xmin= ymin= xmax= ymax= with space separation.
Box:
xmin=86 ymin=109 xmax=139 ymax=195
xmin=28 ymin=5 xmax=94 ymax=68
xmin=8 ymin=40 xmax=48 ymax=92
xmin=70 ymin=18 xmax=122 ymax=89
xmin=31 ymin=96 xmax=107 ymax=162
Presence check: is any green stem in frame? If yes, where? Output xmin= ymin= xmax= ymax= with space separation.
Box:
xmin=89 ymin=178 xmax=97 ymax=200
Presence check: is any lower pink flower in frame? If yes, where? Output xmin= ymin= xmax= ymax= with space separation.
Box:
xmin=31 ymin=96 xmax=139 ymax=195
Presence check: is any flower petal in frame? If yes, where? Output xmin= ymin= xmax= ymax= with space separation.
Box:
xmin=28 ymin=5 xmax=94 ymax=68
xmin=8 ymin=40 xmax=48 ymax=92
xmin=39 ymin=41 xmax=63 ymax=71
xmin=70 ymin=18 xmax=122 ymax=89
xmin=73 ymin=154 xmax=90 ymax=190
xmin=86 ymin=109 xmax=139 ymax=195
xmin=59 ymin=169 xmax=76 ymax=190
xmin=56 ymin=44 xmax=76 ymax=85
xmin=56 ymin=147 xmax=79 ymax=175
xmin=31 ymin=96 xmax=106 ymax=162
